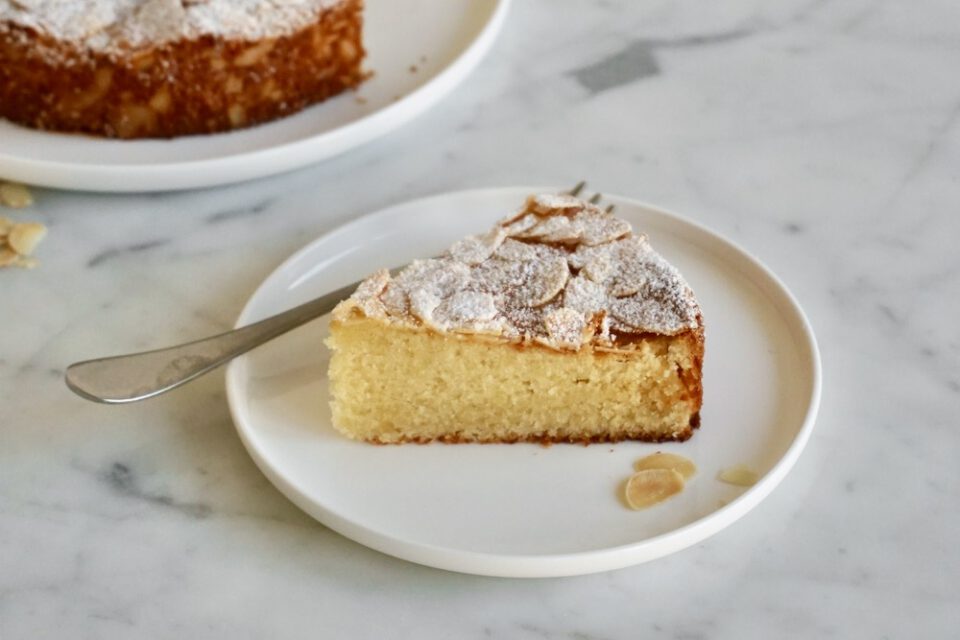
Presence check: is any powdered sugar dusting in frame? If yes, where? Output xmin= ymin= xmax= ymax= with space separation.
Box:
xmin=339 ymin=194 xmax=702 ymax=351
xmin=0 ymin=0 xmax=342 ymax=57
xmin=542 ymin=307 xmax=586 ymax=350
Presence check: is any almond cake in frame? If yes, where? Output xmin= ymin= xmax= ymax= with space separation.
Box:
xmin=0 ymin=0 xmax=366 ymax=138
xmin=326 ymin=194 xmax=705 ymax=444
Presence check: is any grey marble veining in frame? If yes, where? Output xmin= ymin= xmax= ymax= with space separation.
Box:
xmin=2 ymin=0 xmax=959 ymax=637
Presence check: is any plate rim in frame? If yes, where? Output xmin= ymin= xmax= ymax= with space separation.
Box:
xmin=0 ymin=0 xmax=511 ymax=193
xmin=225 ymin=186 xmax=822 ymax=577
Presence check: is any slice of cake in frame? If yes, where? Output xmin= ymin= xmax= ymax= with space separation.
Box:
xmin=0 ymin=0 xmax=365 ymax=138
xmin=326 ymin=193 xmax=704 ymax=444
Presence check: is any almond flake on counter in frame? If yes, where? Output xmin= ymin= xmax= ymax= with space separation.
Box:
xmin=0 ymin=182 xmax=34 ymax=209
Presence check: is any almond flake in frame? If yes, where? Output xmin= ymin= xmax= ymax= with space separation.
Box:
xmin=718 ymin=465 xmax=759 ymax=487
xmin=0 ymin=182 xmax=33 ymax=209
xmin=516 ymin=256 xmax=569 ymax=307
xmin=381 ymin=259 xmax=470 ymax=316
xmin=524 ymin=216 xmax=585 ymax=244
xmin=624 ymin=469 xmax=685 ymax=509
xmin=577 ymin=210 xmax=631 ymax=246
xmin=8 ymin=222 xmax=46 ymax=256
xmin=449 ymin=228 xmax=505 ymax=265
xmin=528 ymin=193 xmax=583 ymax=215
xmin=634 ymin=452 xmax=697 ymax=479
xmin=502 ymin=213 xmax=540 ymax=237
xmin=563 ymin=276 xmax=606 ymax=315
xmin=581 ymin=254 xmax=614 ymax=283
xmin=353 ymin=268 xmax=390 ymax=301
xmin=408 ymin=289 xmax=441 ymax=324
xmin=432 ymin=291 xmax=498 ymax=326
xmin=0 ymin=247 xmax=17 ymax=267
xmin=542 ymin=307 xmax=585 ymax=350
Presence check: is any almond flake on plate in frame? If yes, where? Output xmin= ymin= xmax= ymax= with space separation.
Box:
xmin=718 ymin=464 xmax=760 ymax=487
xmin=634 ymin=452 xmax=697 ymax=479
xmin=624 ymin=468 xmax=685 ymax=510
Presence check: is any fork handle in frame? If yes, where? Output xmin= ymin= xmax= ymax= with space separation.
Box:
xmin=65 ymin=281 xmax=357 ymax=404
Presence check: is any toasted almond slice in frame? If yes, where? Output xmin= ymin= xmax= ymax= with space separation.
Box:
xmin=718 ymin=464 xmax=759 ymax=487
xmin=408 ymin=289 xmax=441 ymax=325
xmin=542 ymin=307 xmax=586 ymax=350
xmin=624 ymin=469 xmax=685 ymax=510
xmin=512 ymin=256 xmax=569 ymax=307
xmin=0 ymin=216 xmax=13 ymax=237
xmin=0 ymin=246 xmax=18 ymax=267
xmin=352 ymin=268 xmax=390 ymax=301
xmin=527 ymin=193 xmax=583 ymax=216
xmin=0 ymin=182 xmax=33 ymax=209
xmin=563 ymin=276 xmax=606 ymax=315
xmin=8 ymin=222 xmax=46 ymax=256
xmin=581 ymin=254 xmax=614 ymax=283
xmin=432 ymin=291 xmax=498 ymax=326
xmin=575 ymin=209 xmax=631 ymax=246
xmin=449 ymin=228 xmax=505 ymax=265
xmin=501 ymin=212 xmax=539 ymax=236
xmin=634 ymin=452 xmax=697 ymax=479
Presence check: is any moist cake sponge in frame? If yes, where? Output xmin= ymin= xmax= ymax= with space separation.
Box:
xmin=326 ymin=194 xmax=704 ymax=444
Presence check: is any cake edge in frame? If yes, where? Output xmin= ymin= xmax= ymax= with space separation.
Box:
xmin=326 ymin=313 xmax=705 ymax=445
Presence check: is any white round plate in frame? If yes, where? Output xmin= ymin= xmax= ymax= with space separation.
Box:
xmin=226 ymin=187 xmax=821 ymax=578
xmin=0 ymin=0 xmax=509 ymax=193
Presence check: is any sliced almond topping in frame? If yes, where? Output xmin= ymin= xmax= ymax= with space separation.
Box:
xmin=527 ymin=193 xmax=583 ymax=216
xmin=353 ymin=268 xmax=390 ymax=301
xmin=624 ymin=469 xmax=685 ymax=510
xmin=718 ymin=465 xmax=760 ymax=487
xmin=494 ymin=237 xmax=540 ymax=261
xmin=581 ymin=254 xmax=614 ymax=283
xmin=0 ymin=247 xmax=18 ymax=267
xmin=516 ymin=256 xmax=569 ymax=307
xmin=0 ymin=216 xmax=13 ymax=237
xmin=408 ymin=289 xmax=441 ymax=325
xmin=449 ymin=228 xmax=505 ymax=265
xmin=8 ymin=222 xmax=47 ymax=256
xmin=501 ymin=212 xmax=539 ymax=236
xmin=382 ymin=259 xmax=470 ymax=316
xmin=577 ymin=210 xmax=631 ymax=246
xmin=608 ymin=278 xmax=644 ymax=298
xmin=432 ymin=291 xmax=498 ymax=326
xmin=542 ymin=307 xmax=586 ymax=350
xmin=350 ymin=269 xmax=391 ymax=318
xmin=634 ymin=452 xmax=697 ymax=479
xmin=609 ymin=296 xmax=659 ymax=330
xmin=0 ymin=182 xmax=34 ymax=209
xmin=515 ymin=215 xmax=583 ymax=244
xmin=563 ymin=276 xmax=606 ymax=315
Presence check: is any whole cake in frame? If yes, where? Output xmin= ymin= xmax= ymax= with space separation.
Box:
xmin=326 ymin=194 xmax=705 ymax=444
xmin=0 ymin=0 xmax=366 ymax=138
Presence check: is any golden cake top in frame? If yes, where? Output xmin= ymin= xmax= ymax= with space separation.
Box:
xmin=336 ymin=194 xmax=702 ymax=352
xmin=1 ymin=0 xmax=342 ymax=56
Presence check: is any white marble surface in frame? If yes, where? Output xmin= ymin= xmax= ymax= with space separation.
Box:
xmin=2 ymin=0 xmax=958 ymax=637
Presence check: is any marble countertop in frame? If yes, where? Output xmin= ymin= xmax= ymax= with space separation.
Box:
xmin=2 ymin=0 xmax=958 ymax=637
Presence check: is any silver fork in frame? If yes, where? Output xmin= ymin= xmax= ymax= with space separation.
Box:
xmin=65 ymin=183 xmax=612 ymax=403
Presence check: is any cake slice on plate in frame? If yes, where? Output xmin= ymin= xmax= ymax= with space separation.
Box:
xmin=326 ymin=193 xmax=704 ymax=444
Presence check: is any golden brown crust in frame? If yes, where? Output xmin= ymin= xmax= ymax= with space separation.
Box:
xmin=0 ymin=0 xmax=365 ymax=138
xmin=365 ymin=417 xmax=700 ymax=445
